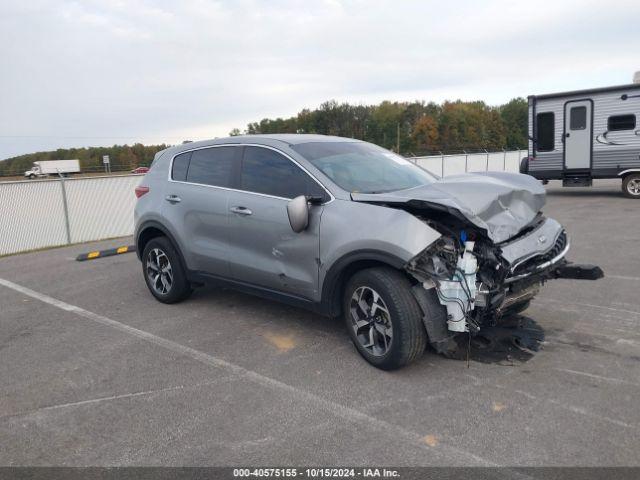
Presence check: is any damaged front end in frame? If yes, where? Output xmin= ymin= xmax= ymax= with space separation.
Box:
xmin=405 ymin=214 xmax=603 ymax=355
xmin=351 ymin=171 xmax=603 ymax=356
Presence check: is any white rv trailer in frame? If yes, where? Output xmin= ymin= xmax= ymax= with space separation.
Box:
xmin=521 ymin=83 xmax=640 ymax=198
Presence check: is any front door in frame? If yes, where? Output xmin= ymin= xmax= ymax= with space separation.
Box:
xmin=564 ymin=99 xmax=593 ymax=170
xmin=226 ymin=146 xmax=329 ymax=300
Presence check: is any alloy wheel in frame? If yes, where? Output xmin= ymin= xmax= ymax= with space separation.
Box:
xmin=349 ymin=286 xmax=393 ymax=357
xmin=146 ymin=248 xmax=173 ymax=295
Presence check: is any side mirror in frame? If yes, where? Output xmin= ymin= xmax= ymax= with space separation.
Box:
xmin=287 ymin=195 xmax=309 ymax=233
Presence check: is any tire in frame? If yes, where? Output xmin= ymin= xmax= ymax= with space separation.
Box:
xmin=28 ymin=174 xmax=35 ymax=180
xmin=142 ymin=236 xmax=192 ymax=304
xmin=622 ymin=173 xmax=640 ymax=199
xmin=343 ymin=267 xmax=427 ymax=370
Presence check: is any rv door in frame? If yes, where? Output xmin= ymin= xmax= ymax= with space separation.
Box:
xmin=563 ymin=99 xmax=593 ymax=170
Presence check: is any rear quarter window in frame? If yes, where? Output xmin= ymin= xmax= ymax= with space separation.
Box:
xmin=171 ymin=152 xmax=191 ymax=181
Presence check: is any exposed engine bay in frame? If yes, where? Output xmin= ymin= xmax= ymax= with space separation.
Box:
xmin=351 ymin=171 xmax=603 ymax=356
xmin=404 ymin=211 xmax=602 ymax=355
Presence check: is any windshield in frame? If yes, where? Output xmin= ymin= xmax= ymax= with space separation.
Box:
xmin=291 ymin=142 xmax=437 ymax=194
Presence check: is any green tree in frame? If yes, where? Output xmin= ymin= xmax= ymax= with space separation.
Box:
xmin=500 ymin=98 xmax=528 ymax=148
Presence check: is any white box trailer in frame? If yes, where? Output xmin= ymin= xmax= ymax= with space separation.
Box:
xmin=25 ymin=159 xmax=81 ymax=179
xmin=521 ymin=83 xmax=640 ymax=198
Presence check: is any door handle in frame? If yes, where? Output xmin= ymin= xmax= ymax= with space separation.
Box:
xmin=165 ymin=194 xmax=181 ymax=204
xmin=565 ymin=133 xmax=570 ymax=138
xmin=230 ymin=206 xmax=252 ymax=216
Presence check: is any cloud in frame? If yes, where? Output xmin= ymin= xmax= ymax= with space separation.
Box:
xmin=1 ymin=0 xmax=639 ymax=159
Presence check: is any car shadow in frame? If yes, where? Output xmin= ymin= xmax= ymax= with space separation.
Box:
xmin=463 ymin=315 xmax=545 ymax=365
xmin=194 ymin=286 xmax=545 ymax=366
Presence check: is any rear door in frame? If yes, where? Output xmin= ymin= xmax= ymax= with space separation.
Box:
xmin=163 ymin=145 xmax=241 ymax=276
xmin=226 ymin=146 xmax=329 ymax=299
xmin=564 ymin=99 xmax=593 ymax=170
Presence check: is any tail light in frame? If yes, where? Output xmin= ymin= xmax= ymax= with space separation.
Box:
xmin=135 ymin=185 xmax=149 ymax=198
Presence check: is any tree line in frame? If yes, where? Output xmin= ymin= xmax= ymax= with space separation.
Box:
xmin=231 ymin=98 xmax=528 ymax=155
xmin=0 ymin=143 xmax=169 ymax=177
xmin=0 ymin=97 xmax=528 ymax=176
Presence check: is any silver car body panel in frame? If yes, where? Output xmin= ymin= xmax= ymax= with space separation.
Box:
xmin=351 ymin=171 xmax=546 ymax=244
xmin=318 ymin=199 xmax=442 ymax=301
xmin=499 ymin=217 xmax=564 ymax=269
xmin=226 ymin=189 xmax=323 ymax=300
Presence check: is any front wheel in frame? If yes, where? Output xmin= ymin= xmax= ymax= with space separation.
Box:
xmin=343 ymin=267 xmax=427 ymax=370
xmin=622 ymin=173 xmax=640 ymax=198
xmin=142 ymin=237 xmax=192 ymax=304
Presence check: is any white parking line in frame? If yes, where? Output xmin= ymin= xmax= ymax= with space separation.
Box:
xmin=554 ymin=368 xmax=640 ymax=388
xmin=492 ymin=384 xmax=636 ymax=430
xmin=0 ymin=277 xmax=496 ymax=467
xmin=606 ymin=275 xmax=640 ymax=282
xmin=1 ymin=379 xmax=228 ymax=420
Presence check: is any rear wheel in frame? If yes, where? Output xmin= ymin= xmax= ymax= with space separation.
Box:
xmin=622 ymin=173 xmax=640 ymax=198
xmin=142 ymin=237 xmax=192 ymax=304
xmin=343 ymin=267 xmax=427 ymax=370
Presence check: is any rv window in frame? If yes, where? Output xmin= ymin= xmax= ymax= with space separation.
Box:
xmin=608 ymin=114 xmax=636 ymax=131
xmin=570 ymin=106 xmax=587 ymax=130
xmin=536 ymin=112 xmax=555 ymax=152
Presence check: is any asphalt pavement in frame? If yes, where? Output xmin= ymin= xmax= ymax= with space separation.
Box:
xmin=1 ymin=179 xmax=638 ymax=467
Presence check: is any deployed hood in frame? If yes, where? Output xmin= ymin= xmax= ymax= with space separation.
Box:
xmin=351 ymin=172 xmax=546 ymax=243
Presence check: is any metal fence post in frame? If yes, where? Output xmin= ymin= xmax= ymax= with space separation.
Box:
xmin=58 ymin=174 xmax=72 ymax=245
xmin=464 ymin=150 xmax=468 ymax=172
xmin=503 ymin=148 xmax=507 ymax=171
xmin=440 ymin=151 xmax=444 ymax=177
xmin=485 ymin=149 xmax=489 ymax=171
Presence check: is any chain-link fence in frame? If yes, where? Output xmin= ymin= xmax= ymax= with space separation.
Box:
xmin=0 ymin=175 xmax=142 ymax=256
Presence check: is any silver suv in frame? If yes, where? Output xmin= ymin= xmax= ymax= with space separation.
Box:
xmin=134 ymin=134 xmax=602 ymax=370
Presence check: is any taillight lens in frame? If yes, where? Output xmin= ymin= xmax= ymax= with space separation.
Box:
xmin=135 ymin=185 xmax=150 ymax=198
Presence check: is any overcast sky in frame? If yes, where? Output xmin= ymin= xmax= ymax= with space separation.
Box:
xmin=1 ymin=0 xmax=639 ymax=160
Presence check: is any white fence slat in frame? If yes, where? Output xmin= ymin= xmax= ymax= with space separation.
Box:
xmin=0 ymin=175 xmax=142 ymax=256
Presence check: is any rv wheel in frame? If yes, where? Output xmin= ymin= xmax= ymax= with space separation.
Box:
xmin=622 ymin=173 xmax=640 ymax=199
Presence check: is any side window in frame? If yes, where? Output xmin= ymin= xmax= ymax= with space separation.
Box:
xmin=171 ymin=152 xmax=191 ymax=181
xmin=570 ymin=106 xmax=587 ymax=130
xmin=241 ymin=146 xmax=328 ymax=200
xmin=536 ymin=112 xmax=555 ymax=152
xmin=608 ymin=114 xmax=636 ymax=131
xmin=186 ymin=146 xmax=236 ymax=188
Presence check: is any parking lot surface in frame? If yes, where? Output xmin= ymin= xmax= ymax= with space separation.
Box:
xmin=1 ymin=180 xmax=639 ymax=466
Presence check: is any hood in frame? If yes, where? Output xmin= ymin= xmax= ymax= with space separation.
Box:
xmin=351 ymin=171 xmax=546 ymax=243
